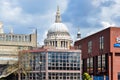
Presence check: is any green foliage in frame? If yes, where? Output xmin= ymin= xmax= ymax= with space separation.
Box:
xmin=83 ymin=72 xmax=92 ymax=80
xmin=0 ymin=78 xmax=6 ymax=80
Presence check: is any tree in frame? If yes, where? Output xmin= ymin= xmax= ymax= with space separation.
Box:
xmin=0 ymin=48 xmax=32 ymax=80
xmin=83 ymin=72 xmax=92 ymax=80
xmin=17 ymin=50 xmax=32 ymax=80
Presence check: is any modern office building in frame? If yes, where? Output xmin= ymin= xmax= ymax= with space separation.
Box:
xmin=74 ymin=27 xmax=120 ymax=80
xmin=20 ymin=6 xmax=81 ymax=80
xmin=21 ymin=48 xmax=81 ymax=80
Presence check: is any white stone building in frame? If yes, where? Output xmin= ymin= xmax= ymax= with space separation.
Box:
xmin=0 ymin=22 xmax=37 ymax=64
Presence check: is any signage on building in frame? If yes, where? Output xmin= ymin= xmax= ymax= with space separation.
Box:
xmin=114 ymin=37 xmax=120 ymax=47
xmin=114 ymin=43 xmax=120 ymax=47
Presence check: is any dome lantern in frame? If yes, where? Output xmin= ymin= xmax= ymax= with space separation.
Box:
xmin=55 ymin=6 xmax=61 ymax=23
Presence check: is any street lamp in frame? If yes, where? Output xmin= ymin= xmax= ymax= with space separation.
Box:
xmin=39 ymin=61 xmax=42 ymax=80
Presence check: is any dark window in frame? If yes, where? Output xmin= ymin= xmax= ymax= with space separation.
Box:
xmin=118 ymin=72 xmax=120 ymax=80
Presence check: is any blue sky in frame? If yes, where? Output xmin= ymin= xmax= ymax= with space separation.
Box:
xmin=0 ymin=0 xmax=120 ymax=45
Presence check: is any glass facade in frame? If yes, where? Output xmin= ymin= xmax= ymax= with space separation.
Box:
xmin=21 ymin=50 xmax=81 ymax=80
xmin=48 ymin=52 xmax=80 ymax=70
xmin=48 ymin=72 xmax=80 ymax=80
xmin=48 ymin=51 xmax=81 ymax=80
xmin=21 ymin=52 xmax=46 ymax=80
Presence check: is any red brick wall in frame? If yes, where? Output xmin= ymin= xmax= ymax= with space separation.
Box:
xmin=111 ymin=53 xmax=120 ymax=80
xmin=74 ymin=27 xmax=110 ymax=59
xmin=110 ymin=27 xmax=120 ymax=52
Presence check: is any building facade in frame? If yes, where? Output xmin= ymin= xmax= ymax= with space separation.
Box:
xmin=74 ymin=27 xmax=120 ymax=80
xmin=0 ymin=22 xmax=37 ymax=64
xmin=21 ymin=49 xmax=81 ymax=80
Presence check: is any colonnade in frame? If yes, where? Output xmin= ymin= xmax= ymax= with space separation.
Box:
xmin=0 ymin=34 xmax=30 ymax=42
xmin=45 ymin=40 xmax=69 ymax=49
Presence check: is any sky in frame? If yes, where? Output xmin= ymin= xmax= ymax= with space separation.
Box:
xmin=0 ymin=0 xmax=120 ymax=45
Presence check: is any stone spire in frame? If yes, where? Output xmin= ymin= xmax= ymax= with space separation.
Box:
xmin=77 ymin=27 xmax=81 ymax=40
xmin=55 ymin=6 xmax=61 ymax=23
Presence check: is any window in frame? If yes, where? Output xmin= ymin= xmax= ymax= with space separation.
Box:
xmin=48 ymin=52 xmax=80 ymax=71
xmin=87 ymin=58 xmax=89 ymax=72
xmin=88 ymin=41 xmax=92 ymax=53
xmin=102 ymin=54 xmax=106 ymax=72
xmin=99 ymin=36 xmax=104 ymax=50
xmin=98 ymin=55 xmax=101 ymax=72
xmin=90 ymin=57 xmax=93 ymax=73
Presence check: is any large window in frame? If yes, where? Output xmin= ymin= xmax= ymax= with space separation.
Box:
xmin=97 ymin=54 xmax=107 ymax=73
xmin=90 ymin=57 xmax=93 ymax=73
xmin=87 ymin=58 xmax=89 ymax=72
xmin=87 ymin=57 xmax=93 ymax=73
xmin=27 ymin=52 xmax=46 ymax=71
xmin=88 ymin=41 xmax=92 ymax=53
xmin=48 ymin=52 xmax=80 ymax=71
xmin=99 ymin=36 xmax=104 ymax=50
xmin=98 ymin=55 xmax=101 ymax=72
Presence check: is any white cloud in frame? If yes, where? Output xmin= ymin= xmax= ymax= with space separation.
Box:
xmin=101 ymin=21 xmax=116 ymax=28
xmin=0 ymin=0 xmax=69 ymax=44
xmin=89 ymin=0 xmax=120 ymax=28
xmin=86 ymin=21 xmax=116 ymax=37
xmin=0 ymin=1 xmax=21 ymax=20
xmin=92 ymin=0 xmax=112 ymax=7
xmin=0 ymin=0 xmax=69 ymax=24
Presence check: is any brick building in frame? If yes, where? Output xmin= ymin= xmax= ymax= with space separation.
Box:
xmin=74 ymin=27 xmax=120 ymax=80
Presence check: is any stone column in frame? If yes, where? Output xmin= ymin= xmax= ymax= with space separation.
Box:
xmin=52 ymin=41 xmax=53 ymax=46
xmin=46 ymin=52 xmax=48 ymax=80
xmin=65 ymin=41 xmax=66 ymax=48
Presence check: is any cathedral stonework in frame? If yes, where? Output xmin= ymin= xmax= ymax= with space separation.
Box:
xmin=44 ymin=6 xmax=72 ymax=49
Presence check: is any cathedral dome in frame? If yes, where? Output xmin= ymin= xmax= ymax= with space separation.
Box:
xmin=48 ymin=23 xmax=69 ymax=33
xmin=44 ymin=6 xmax=73 ymax=49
